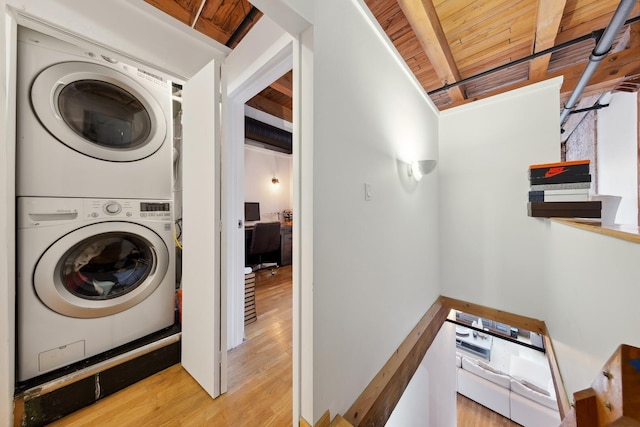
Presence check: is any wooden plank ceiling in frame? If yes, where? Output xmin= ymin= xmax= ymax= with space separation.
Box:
xmin=147 ymin=0 xmax=640 ymax=133
xmin=145 ymin=0 xmax=292 ymax=121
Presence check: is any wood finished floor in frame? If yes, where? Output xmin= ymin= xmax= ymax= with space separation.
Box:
xmin=456 ymin=393 xmax=521 ymax=427
xmin=50 ymin=265 xmax=293 ymax=427
xmin=51 ymin=265 xmax=519 ymax=426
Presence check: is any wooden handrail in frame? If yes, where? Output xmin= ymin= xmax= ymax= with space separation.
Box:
xmin=343 ymin=297 xmax=450 ymax=426
xmin=544 ymin=333 xmax=572 ymax=418
xmin=561 ymin=344 xmax=640 ymax=426
xmin=441 ymin=296 xmax=547 ymax=336
xmin=552 ymin=218 xmax=640 ymax=245
xmin=561 ymin=344 xmax=640 ymax=427
xmin=340 ymin=296 xmax=570 ymax=427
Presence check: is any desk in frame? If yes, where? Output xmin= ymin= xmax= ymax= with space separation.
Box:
xmin=245 ymin=221 xmax=292 ymax=267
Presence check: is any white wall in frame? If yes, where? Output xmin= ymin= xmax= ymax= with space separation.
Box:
xmin=597 ymin=91 xmax=638 ymax=226
xmin=244 ymin=145 xmax=293 ymax=220
xmin=546 ymin=221 xmax=640 ymax=396
xmin=312 ymin=0 xmax=441 ymax=421
xmin=439 ymin=78 xmax=561 ymax=318
xmin=250 ymin=0 xmax=312 ymax=36
xmin=387 ymin=322 xmax=457 ymax=427
xmin=440 ymin=78 xmax=640 ymax=399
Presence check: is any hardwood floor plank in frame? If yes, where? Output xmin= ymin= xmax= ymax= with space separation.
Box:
xmin=50 ymin=266 xmax=293 ymax=427
xmin=49 ymin=267 xmax=524 ymax=426
xmin=456 ymin=393 xmax=520 ymax=427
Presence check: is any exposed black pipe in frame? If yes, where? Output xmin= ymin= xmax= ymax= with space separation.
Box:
xmin=569 ymin=103 xmax=610 ymax=115
xmin=428 ymin=15 xmax=640 ymax=97
xmin=226 ymin=6 xmax=260 ymax=48
xmin=428 ymin=33 xmax=598 ymax=96
xmin=245 ymin=116 xmax=292 ymax=154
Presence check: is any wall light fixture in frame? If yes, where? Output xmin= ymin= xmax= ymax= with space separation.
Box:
xmin=408 ymin=160 xmax=437 ymax=182
xmin=272 ymin=177 xmax=280 ymax=185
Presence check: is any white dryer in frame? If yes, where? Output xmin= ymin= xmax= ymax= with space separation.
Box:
xmin=16 ymin=27 xmax=174 ymax=199
xmin=17 ymin=197 xmax=175 ymax=382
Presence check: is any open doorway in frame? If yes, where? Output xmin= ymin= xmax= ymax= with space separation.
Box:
xmin=221 ymin=18 xmax=295 ymax=423
xmin=227 ymin=71 xmax=294 ymax=419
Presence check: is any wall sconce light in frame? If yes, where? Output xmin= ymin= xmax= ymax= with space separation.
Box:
xmin=272 ymin=177 xmax=280 ymax=185
xmin=408 ymin=160 xmax=437 ymax=182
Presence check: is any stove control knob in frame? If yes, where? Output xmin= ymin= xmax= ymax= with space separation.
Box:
xmin=104 ymin=202 xmax=121 ymax=215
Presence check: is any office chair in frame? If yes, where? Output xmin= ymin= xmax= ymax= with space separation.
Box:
xmin=248 ymin=221 xmax=281 ymax=273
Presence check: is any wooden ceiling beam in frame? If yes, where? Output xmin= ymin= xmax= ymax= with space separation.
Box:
xmin=194 ymin=16 xmax=232 ymax=44
xmin=559 ymin=46 xmax=640 ymax=93
xmin=246 ymin=94 xmax=293 ymax=122
xmin=629 ymin=21 xmax=640 ymax=48
xmin=555 ymin=2 xmax=640 ymax=46
xmin=442 ymin=45 xmax=640 ymax=111
xmin=396 ymin=0 xmax=466 ymax=102
xmin=144 ymin=0 xmax=193 ymax=26
xmin=270 ymin=71 xmax=293 ymax=98
xmin=529 ymin=0 xmax=567 ymax=81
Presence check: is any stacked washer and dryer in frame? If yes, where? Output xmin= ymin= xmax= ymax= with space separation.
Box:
xmin=16 ymin=27 xmax=177 ymax=382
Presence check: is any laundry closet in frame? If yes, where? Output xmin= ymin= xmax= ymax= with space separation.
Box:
xmin=7 ymin=3 xmax=226 ymax=422
xmin=13 ymin=23 xmax=180 ymax=420
xmin=1 ymin=0 xmax=305 ymax=423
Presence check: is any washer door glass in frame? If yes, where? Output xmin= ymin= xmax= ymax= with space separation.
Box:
xmin=58 ymin=80 xmax=152 ymax=150
xmin=34 ymin=222 xmax=169 ymax=318
xmin=60 ymin=232 xmax=153 ymax=300
xmin=31 ymin=62 xmax=167 ymax=162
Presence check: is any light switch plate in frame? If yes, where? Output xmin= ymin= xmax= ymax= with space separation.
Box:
xmin=364 ymin=183 xmax=372 ymax=201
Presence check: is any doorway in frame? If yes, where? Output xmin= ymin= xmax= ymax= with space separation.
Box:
xmin=221 ymin=20 xmax=295 ymax=419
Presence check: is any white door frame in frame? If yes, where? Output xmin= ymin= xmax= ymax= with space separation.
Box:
xmin=222 ymin=14 xmax=313 ymax=422
xmin=224 ymin=39 xmax=294 ymax=353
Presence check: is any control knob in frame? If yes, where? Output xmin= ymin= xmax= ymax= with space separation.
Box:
xmin=103 ymin=201 xmax=121 ymax=215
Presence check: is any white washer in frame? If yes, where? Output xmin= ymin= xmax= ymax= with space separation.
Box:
xmin=17 ymin=197 xmax=175 ymax=382
xmin=16 ymin=26 xmax=174 ymax=199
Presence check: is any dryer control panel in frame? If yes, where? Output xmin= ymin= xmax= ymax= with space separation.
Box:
xmin=18 ymin=197 xmax=172 ymax=228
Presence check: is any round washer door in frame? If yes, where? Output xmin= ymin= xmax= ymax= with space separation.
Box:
xmin=34 ymin=222 xmax=169 ymax=318
xmin=31 ymin=62 xmax=167 ymax=162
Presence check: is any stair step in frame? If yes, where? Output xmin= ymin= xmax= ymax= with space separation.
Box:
xmin=331 ymin=415 xmax=354 ymax=427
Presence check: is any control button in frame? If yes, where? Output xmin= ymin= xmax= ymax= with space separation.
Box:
xmin=126 ymin=211 xmax=133 ymax=217
xmin=90 ymin=212 xmax=99 ymax=218
xmin=103 ymin=202 xmax=121 ymax=215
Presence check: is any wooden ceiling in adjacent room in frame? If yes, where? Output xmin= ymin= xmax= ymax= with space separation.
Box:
xmin=146 ymin=0 xmax=640 ymax=134
xmin=145 ymin=0 xmax=292 ymax=121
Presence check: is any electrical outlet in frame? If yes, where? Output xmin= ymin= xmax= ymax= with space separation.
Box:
xmin=364 ymin=183 xmax=372 ymax=201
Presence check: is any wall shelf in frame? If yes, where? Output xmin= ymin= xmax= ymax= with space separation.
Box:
xmin=551 ymin=219 xmax=640 ymax=244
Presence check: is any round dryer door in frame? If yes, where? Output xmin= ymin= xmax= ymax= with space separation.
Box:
xmin=34 ymin=222 xmax=169 ymax=318
xmin=31 ymin=62 xmax=167 ymax=162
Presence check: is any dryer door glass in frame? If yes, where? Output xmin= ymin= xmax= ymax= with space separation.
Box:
xmin=58 ymin=80 xmax=152 ymax=149
xmin=31 ymin=62 xmax=168 ymax=162
xmin=59 ymin=232 xmax=154 ymax=300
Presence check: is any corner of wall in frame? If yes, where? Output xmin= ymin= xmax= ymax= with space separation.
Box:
xmin=1 ymin=5 xmax=17 ymax=426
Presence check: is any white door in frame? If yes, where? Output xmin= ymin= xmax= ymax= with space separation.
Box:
xmin=181 ymin=57 xmax=224 ymax=398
